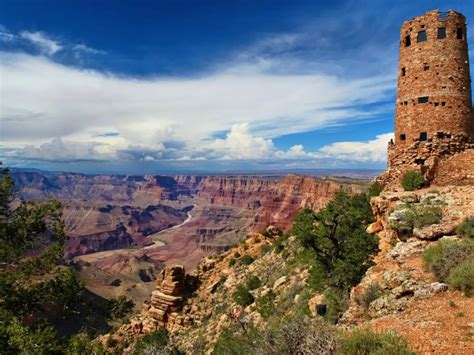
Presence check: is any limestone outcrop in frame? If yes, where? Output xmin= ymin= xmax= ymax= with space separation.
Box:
xmin=105 ymin=265 xmax=192 ymax=346
xmin=145 ymin=265 xmax=192 ymax=330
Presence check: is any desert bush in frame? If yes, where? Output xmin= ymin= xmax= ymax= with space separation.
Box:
xmin=273 ymin=234 xmax=288 ymax=253
xmin=240 ymin=255 xmax=254 ymax=265
xmin=257 ymin=316 xmax=338 ymax=354
xmin=245 ymin=276 xmax=261 ymax=290
xmin=233 ymin=285 xmax=254 ymax=307
xmin=401 ymin=170 xmax=426 ymax=191
xmin=448 ymin=259 xmax=474 ymax=296
xmin=456 ymin=216 xmax=474 ymax=239
xmin=132 ymin=328 xmax=178 ymax=355
xmin=368 ymin=181 xmax=382 ymax=197
xmin=213 ymin=316 xmax=338 ymax=354
xmin=423 ymin=240 xmax=473 ymax=283
xmin=233 ymin=251 xmax=241 ymax=258
xmin=356 ymin=283 xmax=382 ymax=310
xmin=340 ymin=329 xmax=414 ymax=355
xmin=260 ymin=244 xmax=272 ymax=255
xmin=390 ymin=201 xmax=442 ymax=233
xmin=255 ymin=290 xmax=276 ymax=320
xmin=212 ymin=325 xmax=260 ymax=355
xmin=228 ymin=258 xmax=236 ymax=267
xmin=323 ymin=289 xmax=349 ymax=323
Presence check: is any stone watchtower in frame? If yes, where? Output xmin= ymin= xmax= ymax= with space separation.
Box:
xmin=395 ymin=10 xmax=473 ymax=144
xmin=382 ymin=9 xmax=474 ymax=187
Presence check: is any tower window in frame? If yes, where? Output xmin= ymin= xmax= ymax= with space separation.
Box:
xmin=441 ymin=101 xmax=446 ymax=106
xmin=401 ymin=67 xmax=406 ymax=76
xmin=457 ymin=28 xmax=463 ymax=39
xmin=423 ymin=65 xmax=430 ymax=71
xmin=418 ymin=96 xmax=429 ymax=104
xmin=437 ymin=27 xmax=446 ymax=39
xmin=405 ymin=35 xmax=411 ymax=47
xmin=419 ymin=132 xmax=428 ymax=141
xmin=400 ymin=134 xmax=406 ymax=141
xmin=434 ymin=102 xmax=439 ymax=107
xmin=417 ymin=30 xmax=427 ymax=42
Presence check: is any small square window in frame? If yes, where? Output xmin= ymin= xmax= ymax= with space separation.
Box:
xmin=400 ymin=134 xmax=406 ymax=141
xmin=457 ymin=28 xmax=463 ymax=39
xmin=441 ymin=101 xmax=446 ymax=106
xmin=419 ymin=132 xmax=428 ymax=141
xmin=434 ymin=102 xmax=439 ymax=107
xmin=405 ymin=35 xmax=411 ymax=47
xmin=437 ymin=27 xmax=446 ymax=39
xmin=424 ymin=65 xmax=430 ymax=71
xmin=417 ymin=30 xmax=427 ymax=42
xmin=418 ymin=96 xmax=429 ymax=104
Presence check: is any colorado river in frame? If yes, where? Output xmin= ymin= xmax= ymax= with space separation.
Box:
xmin=143 ymin=206 xmax=195 ymax=249
xmin=76 ymin=205 xmax=196 ymax=261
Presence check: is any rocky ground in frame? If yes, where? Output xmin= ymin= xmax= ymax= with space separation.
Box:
xmin=102 ymin=185 xmax=473 ymax=354
xmin=342 ymin=185 xmax=474 ymax=354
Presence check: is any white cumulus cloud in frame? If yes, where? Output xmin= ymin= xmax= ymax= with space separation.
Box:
xmin=319 ymin=133 xmax=394 ymax=162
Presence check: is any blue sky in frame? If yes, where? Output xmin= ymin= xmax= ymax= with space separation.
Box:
xmin=1 ymin=0 xmax=473 ymax=173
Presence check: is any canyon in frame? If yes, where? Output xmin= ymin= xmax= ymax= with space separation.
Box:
xmin=11 ymin=169 xmax=368 ymax=304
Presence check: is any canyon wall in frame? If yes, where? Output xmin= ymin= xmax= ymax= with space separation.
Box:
xmin=12 ymin=170 xmax=366 ymax=259
xmin=195 ymin=174 xmax=364 ymax=232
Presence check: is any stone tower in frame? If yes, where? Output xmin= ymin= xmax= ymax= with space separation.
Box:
xmin=380 ymin=9 xmax=474 ymax=188
xmin=395 ymin=9 xmax=473 ymax=145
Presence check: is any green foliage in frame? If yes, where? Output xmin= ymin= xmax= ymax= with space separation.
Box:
xmin=323 ymin=289 xmax=348 ymax=323
xmin=245 ymin=276 xmax=261 ymax=290
xmin=234 ymin=251 xmax=241 ymax=258
xmin=390 ymin=201 xmax=443 ymax=234
xmin=368 ymin=181 xmax=382 ymax=197
xmin=401 ymin=170 xmax=426 ymax=191
xmin=457 ymin=216 xmax=474 ymax=239
xmin=255 ymin=290 xmax=276 ymax=320
xmin=340 ymin=329 xmax=415 ymax=355
xmin=68 ymin=331 xmax=104 ymax=355
xmin=228 ymin=258 xmax=236 ymax=267
xmin=240 ymin=255 xmax=254 ymax=265
xmin=356 ymin=283 xmax=383 ymax=310
xmin=448 ymin=259 xmax=474 ymax=296
xmin=259 ymin=244 xmax=272 ymax=255
xmin=423 ymin=240 xmax=474 ymax=283
xmin=212 ymin=316 xmax=338 ymax=355
xmin=106 ymin=295 xmax=135 ymax=320
xmin=133 ymin=328 xmax=169 ymax=354
xmin=212 ymin=325 xmax=260 ymax=355
xmin=233 ymin=285 xmax=255 ymax=307
xmin=273 ymin=234 xmax=288 ymax=253
xmin=4 ymin=318 xmax=64 ymax=354
xmin=0 ymin=166 xmax=120 ymax=353
xmin=293 ymin=191 xmax=379 ymax=292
